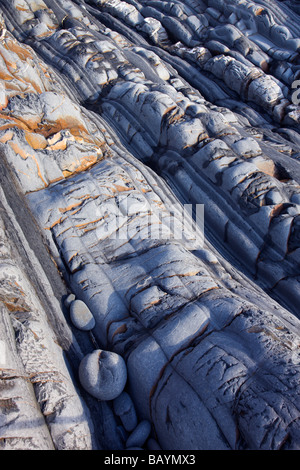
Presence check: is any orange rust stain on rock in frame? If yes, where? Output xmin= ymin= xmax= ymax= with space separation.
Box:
xmin=112 ymin=184 xmax=135 ymax=193
xmin=4 ymin=39 xmax=33 ymax=61
xmin=25 ymin=131 xmax=48 ymax=150
xmin=59 ymin=202 xmax=83 ymax=214
xmin=28 ymin=153 xmax=47 ymax=186
xmin=0 ymin=95 xmax=8 ymax=111
xmin=0 ymin=113 xmax=39 ymax=132
xmin=58 ymin=195 xmax=93 ymax=214
xmin=62 ymin=158 xmax=98 ymax=178
xmin=15 ymin=5 xmax=30 ymax=11
xmin=47 ymin=136 xmax=68 ymax=151
xmin=75 ymin=218 xmax=103 ymax=229
xmin=0 ymin=129 xmax=14 ymax=143
xmin=111 ymin=323 xmax=128 ymax=339
xmin=49 ymin=217 xmax=63 ymax=229
xmin=254 ymin=158 xmax=276 ymax=177
xmin=67 ymin=251 xmax=78 ymax=262
xmin=50 ymin=176 xmax=64 ymax=184
xmin=53 ymin=116 xmax=88 ymax=135
xmin=269 ymin=203 xmax=286 ymax=219
xmin=8 ymin=140 xmax=48 ymax=186
xmin=0 ymin=68 xmax=14 ymax=81
xmin=8 ymin=140 xmax=29 ymax=160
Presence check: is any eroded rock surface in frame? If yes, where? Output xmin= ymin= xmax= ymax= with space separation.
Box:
xmin=0 ymin=0 xmax=300 ymax=450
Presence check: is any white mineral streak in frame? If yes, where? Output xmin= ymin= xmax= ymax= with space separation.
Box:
xmin=0 ymin=0 xmax=299 ymax=450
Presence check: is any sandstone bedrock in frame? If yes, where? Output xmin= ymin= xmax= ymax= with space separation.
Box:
xmin=0 ymin=0 xmax=299 ymax=451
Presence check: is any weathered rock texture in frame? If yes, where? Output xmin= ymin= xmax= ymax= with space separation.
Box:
xmin=0 ymin=0 xmax=300 ymax=450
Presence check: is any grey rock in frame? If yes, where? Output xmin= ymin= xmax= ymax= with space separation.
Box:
xmin=0 ymin=0 xmax=300 ymax=452
xmin=70 ymin=299 xmax=96 ymax=331
xmin=125 ymin=420 xmax=152 ymax=448
xmin=126 ymin=447 xmax=144 ymax=450
xmin=64 ymin=293 xmax=76 ymax=308
xmin=113 ymin=392 xmax=138 ymax=432
xmin=79 ymin=350 xmax=127 ymax=401
xmin=116 ymin=425 xmax=128 ymax=442
xmin=147 ymin=438 xmax=162 ymax=450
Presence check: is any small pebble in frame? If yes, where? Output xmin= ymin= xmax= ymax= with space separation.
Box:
xmin=79 ymin=349 xmax=127 ymax=401
xmin=125 ymin=420 xmax=151 ymax=449
xmin=64 ymin=293 xmax=75 ymax=308
xmin=113 ymin=392 xmax=138 ymax=432
xmin=70 ymin=299 xmax=95 ymax=331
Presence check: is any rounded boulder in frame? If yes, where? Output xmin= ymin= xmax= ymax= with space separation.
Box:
xmin=79 ymin=349 xmax=127 ymax=401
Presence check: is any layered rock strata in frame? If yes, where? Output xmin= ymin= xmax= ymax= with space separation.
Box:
xmin=0 ymin=0 xmax=299 ymax=450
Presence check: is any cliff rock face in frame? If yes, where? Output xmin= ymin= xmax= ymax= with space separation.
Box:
xmin=0 ymin=0 xmax=300 ymax=450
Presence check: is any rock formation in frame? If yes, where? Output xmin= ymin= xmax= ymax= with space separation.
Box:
xmin=0 ymin=0 xmax=299 ymax=450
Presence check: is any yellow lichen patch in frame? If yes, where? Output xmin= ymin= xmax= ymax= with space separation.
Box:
xmin=25 ymin=131 xmax=48 ymax=150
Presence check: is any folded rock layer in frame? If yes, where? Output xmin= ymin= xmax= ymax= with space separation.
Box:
xmin=0 ymin=0 xmax=299 ymax=450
